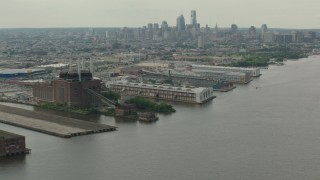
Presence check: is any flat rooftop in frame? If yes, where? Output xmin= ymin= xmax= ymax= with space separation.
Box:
xmin=112 ymin=81 xmax=211 ymax=93
xmin=0 ymin=129 xmax=24 ymax=140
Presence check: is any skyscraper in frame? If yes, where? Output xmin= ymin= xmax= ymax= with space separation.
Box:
xmin=261 ymin=24 xmax=268 ymax=41
xmin=176 ymin=15 xmax=186 ymax=31
xmin=231 ymin=24 xmax=238 ymax=34
xmin=191 ymin=10 xmax=197 ymax=25
xmin=261 ymin=24 xmax=268 ymax=34
xmin=248 ymin=26 xmax=257 ymax=39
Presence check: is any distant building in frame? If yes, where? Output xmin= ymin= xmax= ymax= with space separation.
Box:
xmin=191 ymin=10 xmax=197 ymax=25
xmin=248 ymin=26 xmax=257 ymax=39
xmin=292 ymin=31 xmax=304 ymax=43
xmin=274 ymin=34 xmax=292 ymax=44
xmin=176 ymin=15 xmax=186 ymax=31
xmin=261 ymin=24 xmax=268 ymax=39
xmin=263 ymin=32 xmax=274 ymax=43
xmin=198 ymin=35 xmax=205 ymax=48
xmin=161 ymin=21 xmax=169 ymax=32
xmin=231 ymin=24 xmax=238 ymax=34
xmin=147 ymin=23 xmax=153 ymax=29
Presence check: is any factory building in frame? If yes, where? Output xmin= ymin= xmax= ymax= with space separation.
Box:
xmin=0 ymin=68 xmax=45 ymax=78
xmin=33 ymin=71 xmax=101 ymax=106
xmin=110 ymin=81 xmax=215 ymax=104
xmin=192 ymin=65 xmax=261 ymax=77
xmin=0 ymin=130 xmax=30 ymax=157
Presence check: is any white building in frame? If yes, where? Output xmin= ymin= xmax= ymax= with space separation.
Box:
xmin=192 ymin=64 xmax=261 ymax=77
xmin=110 ymin=81 xmax=215 ymax=104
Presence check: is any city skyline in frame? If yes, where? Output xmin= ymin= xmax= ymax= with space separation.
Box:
xmin=1 ymin=0 xmax=320 ymax=29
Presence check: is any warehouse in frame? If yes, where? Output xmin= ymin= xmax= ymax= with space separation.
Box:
xmin=110 ymin=81 xmax=215 ymax=104
xmin=192 ymin=65 xmax=261 ymax=77
xmin=0 ymin=68 xmax=46 ymax=78
xmin=193 ymin=69 xmax=252 ymax=84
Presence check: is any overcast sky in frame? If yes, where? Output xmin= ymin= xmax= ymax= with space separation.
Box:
xmin=1 ymin=0 xmax=319 ymax=29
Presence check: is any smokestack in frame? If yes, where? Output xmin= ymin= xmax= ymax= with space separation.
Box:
xmin=90 ymin=58 xmax=93 ymax=75
xmin=69 ymin=58 xmax=72 ymax=72
xmin=77 ymin=59 xmax=81 ymax=81
xmin=81 ymin=58 xmax=85 ymax=70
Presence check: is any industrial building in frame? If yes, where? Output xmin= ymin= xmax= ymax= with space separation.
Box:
xmin=33 ymin=71 xmax=102 ymax=106
xmin=142 ymin=70 xmax=235 ymax=92
xmin=0 ymin=68 xmax=46 ymax=78
xmin=193 ymin=69 xmax=252 ymax=84
xmin=0 ymin=130 xmax=30 ymax=157
xmin=192 ymin=65 xmax=261 ymax=77
xmin=110 ymin=81 xmax=215 ymax=104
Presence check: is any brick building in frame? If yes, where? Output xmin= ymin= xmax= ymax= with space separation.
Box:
xmin=0 ymin=130 xmax=30 ymax=157
xmin=33 ymin=71 xmax=102 ymax=106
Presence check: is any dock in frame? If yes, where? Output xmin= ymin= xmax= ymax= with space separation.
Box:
xmin=0 ymin=105 xmax=117 ymax=138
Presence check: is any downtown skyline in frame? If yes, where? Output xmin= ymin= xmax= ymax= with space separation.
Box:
xmin=0 ymin=0 xmax=320 ymax=29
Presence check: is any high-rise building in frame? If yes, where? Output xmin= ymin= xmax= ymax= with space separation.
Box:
xmin=231 ymin=24 xmax=238 ymax=34
xmin=261 ymin=24 xmax=268 ymax=40
xmin=161 ymin=21 xmax=168 ymax=31
xmin=176 ymin=15 xmax=186 ymax=31
xmin=263 ymin=32 xmax=274 ymax=43
xmin=261 ymin=24 xmax=268 ymax=34
xmin=292 ymin=31 xmax=304 ymax=42
xmin=248 ymin=26 xmax=257 ymax=39
xmin=191 ymin=10 xmax=197 ymax=25
xmin=198 ymin=35 xmax=205 ymax=48
xmin=154 ymin=23 xmax=159 ymax=30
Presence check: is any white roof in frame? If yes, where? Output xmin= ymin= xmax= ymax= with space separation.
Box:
xmin=112 ymin=81 xmax=211 ymax=93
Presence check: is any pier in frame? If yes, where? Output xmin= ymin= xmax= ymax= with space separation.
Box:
xmin=0 ymin=105 xmax=116 ymax=138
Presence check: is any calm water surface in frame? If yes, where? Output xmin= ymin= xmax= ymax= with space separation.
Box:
xmin=1 ymin=56 xmax=320 ymax=180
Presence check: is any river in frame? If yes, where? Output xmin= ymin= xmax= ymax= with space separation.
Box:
xmin=1 ymin=56 xmax=320 ymax=180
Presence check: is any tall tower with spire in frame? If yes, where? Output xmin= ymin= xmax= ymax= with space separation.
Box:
xmin=191 ymin=10 xmax=197 ymax=25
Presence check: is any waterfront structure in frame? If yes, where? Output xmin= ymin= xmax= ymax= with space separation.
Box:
xmin=0 ymin=130 xmax=30 ymax=157
xmin=110 ymin=81 xmax=215 ymax=104
xmin=192 ymin=64 xmax=261 ymax=77
xmin=193 ymin=69 xmax=251 ymax=84
xmin=142 ymin=70 xmax=236 ymax=92
xmin=33 ymin=71 xmax=101 ymax=106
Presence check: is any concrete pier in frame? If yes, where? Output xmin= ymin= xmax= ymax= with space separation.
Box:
xmin=0 ymin=105 xmax=116 ymax=138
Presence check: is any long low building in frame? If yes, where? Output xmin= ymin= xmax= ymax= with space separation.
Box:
xmin=0 ymin=130 xmax=30 ymax=157
xmin=192 ymin=64 xmax=261 ymax=77
xmin=193 ymin=69 xmax=252 ymax=84
xmin=0 ymin=68 xmax=46 ymax=78
xmin=142 ymin=70 xmax=235 ymax=92
xmin=110 ymin=81 xmax=215 ymax=104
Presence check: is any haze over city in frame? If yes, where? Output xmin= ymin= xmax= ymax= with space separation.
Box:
xmin=1 ymin=0 xmax=320 ymax=29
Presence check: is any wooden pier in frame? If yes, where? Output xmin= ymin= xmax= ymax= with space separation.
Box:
xmin=0 ymin=105 xmax=116 ymax=138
